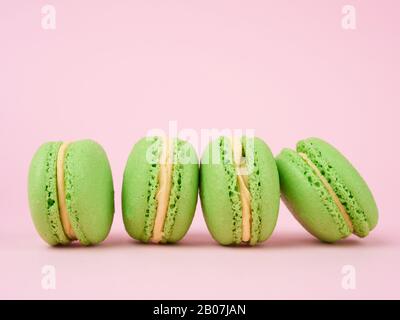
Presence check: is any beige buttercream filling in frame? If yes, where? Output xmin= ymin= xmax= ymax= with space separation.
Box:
xmin=232 ymin=137 xmax=252 ymax=243
xmin=56 ymin=142 xmax=77 ymax=240
xmin=299 ymin=152 xmax=353 ymax=232
xmin=151 ymin=137 xmax=174 ymax=243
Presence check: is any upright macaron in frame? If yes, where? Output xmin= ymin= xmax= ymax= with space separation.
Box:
xmin=28 ymin=140 xmax=115 ymax=246
xmin=122 ymin=136 xmax=199 ymax=243
xmin=200 ymin=136 xmax=280 ymax=245
xmin=276 ymin=137 xmax=378 ymax=243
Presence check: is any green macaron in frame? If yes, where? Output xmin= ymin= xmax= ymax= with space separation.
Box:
xmin=276 ymin=137 xmax=378 ymax=243
xmin=28 ymin=139 xmax=115 ymax=246
xmin=200 ymin=136 xmax=280 ymax=246
xmin=122 ymin=136 xmax=199 ymax=243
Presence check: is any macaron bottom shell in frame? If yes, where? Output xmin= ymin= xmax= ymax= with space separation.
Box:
xmin=28 ymin=141 xmax=70 ymax=245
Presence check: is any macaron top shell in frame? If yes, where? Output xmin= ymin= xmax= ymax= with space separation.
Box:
xmin=122 ymin=137 xmax=199 ymax=243
xmin=249 ymin=138 xmax=281 ymax=243
xmin=276 ymin=137 xmax=378 ymax=242
xmin=63 ymin=140 xmax=115 ymax=245
xmin=28 ymin=139 xmax=114 ymax=245
xmin=200 ymin=136 xmax=280 ymax=245
xmin=162 ymin=139 xmax=199 ymax=242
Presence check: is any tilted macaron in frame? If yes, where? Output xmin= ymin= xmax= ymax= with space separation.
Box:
xmin=28 ymin=140 xmax=115 ymax=246
xmin=276 ymin=137 xmax=378 ymax=243
xmin=122 ymin=136 xmax=199 ymax=243
xmin=200 ymin=136 xmax=280 ymax=246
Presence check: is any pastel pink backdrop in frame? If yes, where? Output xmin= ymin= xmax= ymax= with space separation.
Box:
xmin=1 ymin=0 xmax=399 ymax=299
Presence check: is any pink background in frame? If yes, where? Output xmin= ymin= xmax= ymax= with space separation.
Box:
xmin=1 ymin=0 xmax=399 ymax=299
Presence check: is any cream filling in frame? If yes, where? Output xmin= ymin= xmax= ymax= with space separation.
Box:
xmin=232 ymin=137 xmax=252 ymax=243
xmin=56 ymin=142 xmax=77 ymax=240
xmin=299 ymin=152 xmax=354 ymax=232
xmin=151 ymin=137 xmax=174 ymax=243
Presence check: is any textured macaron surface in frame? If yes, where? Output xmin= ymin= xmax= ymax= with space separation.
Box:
xmin=200 ymin=137 xmax=280 ymax=245
xmin=63 ymin=140 xmax=115 ymax=245
xmin=276 ymin=137 xmax=378 ymax=242
xmin=122 ymin=137 xmax=198 ymax=243
xmin=28 ymin=142 xmax=70 ymax=245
